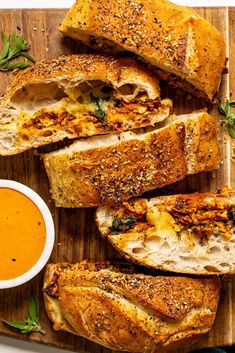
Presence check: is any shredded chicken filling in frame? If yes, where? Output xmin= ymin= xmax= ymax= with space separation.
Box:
xmin=110 ymin=197 xmax=235 ymax=244
xmin=21 ymin=94 xmax=164 ymax=131
xmin=11 ymin=80 xmax=171 ymax=140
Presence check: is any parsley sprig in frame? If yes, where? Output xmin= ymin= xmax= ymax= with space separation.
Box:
xmin=217 ymin=97 xmax=235 ymax=139
xmin=0 ymin=31 xmax=35 ymax=71
xmin=3 ymin=295 xmax=45 ymax=334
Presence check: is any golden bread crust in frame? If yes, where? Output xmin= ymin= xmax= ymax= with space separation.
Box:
xmin=60 ymin=0 xmax=226 ymax=101
xmin=2 ymin=54 xmax=160 ymax=99
xmin=43 ymin=111 xmax=220 ymax=208
xmin=43 ymin=260 xmax=220 ymax=353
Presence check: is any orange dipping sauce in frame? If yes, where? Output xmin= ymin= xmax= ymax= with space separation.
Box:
xmin=0 ymin=188 xmax=46 ymax=280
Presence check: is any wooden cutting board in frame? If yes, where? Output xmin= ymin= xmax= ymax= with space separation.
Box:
xmin=0 ymin=7 xmax=234 ymax=353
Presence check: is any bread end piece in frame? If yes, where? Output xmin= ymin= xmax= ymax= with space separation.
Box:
xmin=43 ymin=261 xmax=220 ymax=353
xmin=59 ymin=0 xmax=226 ymax=101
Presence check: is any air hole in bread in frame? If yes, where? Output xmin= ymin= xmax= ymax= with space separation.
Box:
xmin=76 ymin=80 xmax=108 ymax=94
xmin=132 ymin=247 xmax=146 ymax=254
xmin=76 ymin=96 xmax=84 ymax=104
xmin=10 ymin=82 xmax=68 ymax=110
xmin=179 ymin=255 xmax=196 ymax=262
xmin=144 ymin=236 xmax=162 ymax=249
xmin=1 ymin=136 xmax=13 ymax=143
xmin=0 ymin=113 xmax=13 ymax=124
xmin=219 ymin=262 xmax=230 ymax=267
xmin=208 ymin=246 xmax=221 ymax=254
xmin=204 ymin=265 xmax=220 ymax=272
xmin=21 ymin=134 xmax=30 ymax=141
xmin=163 ymin=260 xmax=176 ymax=265
xmin=161 ymin=241 xmax=170 ymax=250
xmin=118 ymin=84 xmax=138 ymax=96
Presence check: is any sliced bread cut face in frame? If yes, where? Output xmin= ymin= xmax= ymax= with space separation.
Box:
xmin=43 ymin=111 xmax=220 ymax=208
xmin=96 ymin=188 xmax=235 ymax=275
xmin=0 ymin=54 xmax=171 ymax=155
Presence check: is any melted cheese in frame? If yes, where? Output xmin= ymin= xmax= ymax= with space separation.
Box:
xmin=17 ymin=80 xmax=171 ymax=142
xmin=60 ymin=97 xmax=100 ymax=116
xmin=146 ymin=208 xmax=180 ymax=240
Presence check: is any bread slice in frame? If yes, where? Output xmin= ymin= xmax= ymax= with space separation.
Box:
xmin=0 ymin=54 xmax=171 ymax=155
xmin=59 ymin=0 xmax=226 ymax=101
xmin=96 ymin=188 xmax=235 ymax=275
xmin=43 ymin=260 xmax=220 ymax=353
xmin=43 ymin=111 xmax=220 ymax=208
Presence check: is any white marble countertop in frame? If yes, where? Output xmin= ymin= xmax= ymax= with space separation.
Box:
xmin=0 ymin=0 xmax=234 ymax=352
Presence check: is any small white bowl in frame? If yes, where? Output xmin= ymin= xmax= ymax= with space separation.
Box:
xmin=0 ymin=180 xmax=55 ymax=289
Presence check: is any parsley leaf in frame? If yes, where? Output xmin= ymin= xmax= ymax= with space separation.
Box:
xmin=111 ymin=216 xmax=136 ymax=232
xmin=91 ymin=94 xmax=106 ymax=121
xmin=0 ymin=31 xmax=35 ymax=71
xmin=217 ymin=97 xmax=235 ymax=139
xmin=0 ymin=32 xmax=10 ymax=61
xmin=3 ymin=295 xmax=45 ymax=334
xmin=28 ymin=294 xmax=39 ymax=322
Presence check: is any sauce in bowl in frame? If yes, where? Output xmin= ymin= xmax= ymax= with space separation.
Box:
xmin=0 ymin=188 xmax=46 ymax=280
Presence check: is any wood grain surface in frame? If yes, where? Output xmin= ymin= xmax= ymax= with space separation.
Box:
xmin=0 ymin=7 xmax=234 ymax=353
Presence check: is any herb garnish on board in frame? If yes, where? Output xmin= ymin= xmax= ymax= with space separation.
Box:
xmin=217 ymin=97 xmax=235 ymax=139
xmin=0 ymin=31 xmax=35 ymax=71
xmin=3 ymin=294 xmax=45 ymax=334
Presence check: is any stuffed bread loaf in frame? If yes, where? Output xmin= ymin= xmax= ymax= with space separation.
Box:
xmin=96 ymin=188 xmax=235 ymax=275
xmin=43 ymin=260 xmax=220 ymax=353
xmin=59 ymin=0 xmax=226 ymax=101
xmin=0 ymin=54 xmax=171 ymax=155
xmin=43 ymin=111 xmax=220 ymax=208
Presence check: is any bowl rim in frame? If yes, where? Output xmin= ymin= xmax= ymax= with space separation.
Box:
xmin=0 ymin=179 xmax=55 ymax=289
